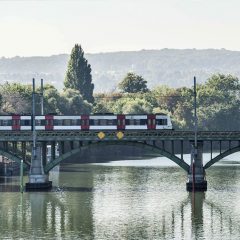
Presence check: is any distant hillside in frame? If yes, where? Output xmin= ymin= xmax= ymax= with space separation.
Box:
xmin=1 ymin=49 xmax=240 ymax=92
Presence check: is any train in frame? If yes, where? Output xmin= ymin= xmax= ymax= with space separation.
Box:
xmin=0 ymin=114 xmax=173 ymax=131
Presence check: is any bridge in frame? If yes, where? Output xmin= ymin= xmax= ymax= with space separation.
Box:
xmin=0 ymin=130 xmax=240 ymax=191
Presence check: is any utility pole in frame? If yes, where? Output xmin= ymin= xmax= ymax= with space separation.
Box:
xmin=191 ymin=76 xmax=197 ymax=192
xmin=40 ymin=79 xmax=44 ymax=115
xmin=32 ymin=78 xmax=36 ymax=161
xmin=194 ymin=76 xmax=197 ymax=153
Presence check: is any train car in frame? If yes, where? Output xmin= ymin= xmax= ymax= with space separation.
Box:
xmin=155 ymin=114 xmax=172 ymax=130
xmin=0 ymin=114 xmax=173 ymax=131
xmin=35 ymin=115 xmax=81 ymax=130
xmin=0 ymin=115 xmax=32 ymax=131
xmin=120 ymin=114 xmax=172 ymax=130
xmin=89 ymin=115 xmax=117 ymax=130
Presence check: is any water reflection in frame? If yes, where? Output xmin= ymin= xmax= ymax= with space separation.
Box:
xmin=0 ymin=158 xmax=240 ymax=239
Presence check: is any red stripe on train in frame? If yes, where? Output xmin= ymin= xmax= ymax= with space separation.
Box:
xmin=147 ymin=114 xmax=156 ymax=130
xmin=45 ymin=115 xmax=53 ymax=130
xmin=12 ymin=115 xmax=20 ymax=130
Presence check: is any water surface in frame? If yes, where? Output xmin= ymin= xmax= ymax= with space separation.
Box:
xmin=0 ymin=154 xmax=240 ymax=239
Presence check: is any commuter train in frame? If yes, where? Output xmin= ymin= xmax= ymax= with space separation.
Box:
xmin=0 ymin=114 xmax=172 ymax=131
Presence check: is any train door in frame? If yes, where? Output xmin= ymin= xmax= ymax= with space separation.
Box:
xmin=45 ymin=115 xmax=54 ymax=130
xmin=81 ymin=115 xmax=89 ymax=130
xmin=12 ymin=115 xmax=20 ymax=130
xmin=147 ymin=114 xmax=156 ymax=130
xmin=117 ymin=115 xmax=125 ymax=130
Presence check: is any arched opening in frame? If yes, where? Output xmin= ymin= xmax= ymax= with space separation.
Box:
xmin=45 ymin=141 xmax=190 ymax=173
xmin=204 ymin=146 xmax=240 ymax=169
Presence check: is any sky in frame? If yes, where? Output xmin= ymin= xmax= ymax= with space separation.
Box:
xmin=0 ymin=0 xmax=240 ymax=57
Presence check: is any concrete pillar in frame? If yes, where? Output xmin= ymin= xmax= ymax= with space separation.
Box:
xmin=51 ymin=141 xmax=56 ymax=161
xmin=42 ymin=142 xmax=47 ymax=167
xmin=26 ymin=143 xmax=52 ymax=190
xmin=186 ymin=141 xmax=207 ymax=191
xmin=21 ymin=142 xmax=26 ymax=162
xmin=60 ymin=141 xmax=65 ymax=155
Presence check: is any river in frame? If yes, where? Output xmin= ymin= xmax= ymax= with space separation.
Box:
xmin=0 ymin=153 xmax=240 ymax=239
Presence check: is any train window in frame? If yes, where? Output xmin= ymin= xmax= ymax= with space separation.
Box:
xmin=107 ymin=119 xmax=116 ymax=125
xmin=35 ymin=120 xmax=40 ymax=126
xmin=156 ymin=119 xmax=167 ymax=125
xmin=140 ymin=119 xmax=147 ymax=125
xmin=1 ymin=120 xmax=11 ymax=126
xmin=100 ymin=119 xmax=107 ymax=126
xmin=90 ymin=119 xmax=97 ymax=125
xmin=148 ymin=119 xmax=151 ymax=125
xmin=35 ymin=119 xmax=42 ymax=126
xmin=21 ymin=120 xmax=31 ymax=126
xmin=63 ymin=119 xmax=71 ymax=126
xmin=54 ymin=119 xmax=60 ymax=126
xmin=71 ymin=119 xmax=80 ymax=125
xmin=135 ymin=119 xmax=140 ymax=125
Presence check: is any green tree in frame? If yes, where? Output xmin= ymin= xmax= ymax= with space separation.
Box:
xmin=112 ymin=98 xmax=153 ymax=114
xmin=118 ymin=72 xmax=148 ymax=93
xmin=38 ymin=84 xmax=62 ymax=114
xmin=197 ymin=74 xmax=240 ymax=130
xmin=0 ymin=82 xmax=32 ymax=114
xmin=59 ymin=89 xmax=92 ymax=114
xmin=64 ymin=44 xmax=94 ymax=103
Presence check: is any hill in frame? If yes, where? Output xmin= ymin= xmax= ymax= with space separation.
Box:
xmin=1 ymin=49 xmax=240 ymax=92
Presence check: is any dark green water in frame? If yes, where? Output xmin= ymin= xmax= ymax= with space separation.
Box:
xmin=0 ymin=155 xmax=240 ymax=239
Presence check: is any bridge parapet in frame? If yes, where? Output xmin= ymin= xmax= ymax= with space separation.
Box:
xmin=0 ymin=130 xmax=239 ymax=142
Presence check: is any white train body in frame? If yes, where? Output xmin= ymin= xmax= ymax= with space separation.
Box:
xmin=0 ymin=114 xmax=173 ymax=131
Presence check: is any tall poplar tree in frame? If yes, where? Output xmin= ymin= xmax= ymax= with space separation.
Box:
xmin=64 ymin=44 xmax=94 ymax=103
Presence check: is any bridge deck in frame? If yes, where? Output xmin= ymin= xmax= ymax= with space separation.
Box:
xmin=0 ymin=130 xmax=239 ymax=141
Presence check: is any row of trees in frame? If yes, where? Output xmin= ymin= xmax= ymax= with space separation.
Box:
xmin=0 ymin=73 xmax=239 ymax=131
xmin=0 ymin=44 xmax=239 ymax=131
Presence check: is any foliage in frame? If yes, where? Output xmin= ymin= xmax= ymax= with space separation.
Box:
xmin=118 ymin=72 xmax=148 ymax=93
xmin=0 ymin=73 xmax=239 ymax=131
xmin=64 ymin=44 xmax=94 ymax=103
xmin=0 ymin=82 xmax=32 ymax=114
xmin=60 ymin=89 xmax=92 ymax=114
xmin=38 ymin=84 xmax=62 ymax=114
xmin=196 ymin=74 xmax=240 ymax=130
xmin=112 ymin=97 xmax=153 ymax=114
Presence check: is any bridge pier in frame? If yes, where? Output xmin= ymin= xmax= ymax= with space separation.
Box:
xmin=26 ymin=144 xmax=52 ymax=191
xmin=187 ymin=141 xmax=207 ymax=191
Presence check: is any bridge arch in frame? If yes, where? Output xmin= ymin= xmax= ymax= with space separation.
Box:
xmin=45 ymin=141 xmax=190 ymax=173
xmin=0 ymin=148 xmax=30 ymax=167
xmin=204 ymin=146 xmax=240 ymax=170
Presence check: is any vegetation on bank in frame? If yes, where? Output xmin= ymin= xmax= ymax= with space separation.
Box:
xmin=0 ymin=73 xmax=239 ymax=131
xmin=0 ymin=45 xmax=239 ymax=131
